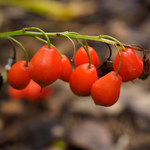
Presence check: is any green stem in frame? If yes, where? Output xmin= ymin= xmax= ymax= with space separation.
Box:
xmin=84 ymin=39 xmax=89 ymax=51
xmin=51 ymin=44 xmax=62 ymax=59
xmin=99 ymin=35 xmax=124 ymax=75
xmin=35 ymin=36 xmax=62 ymax=58
xmin=100 ymin=35 xmax=126 ymax=52
xmin=55 ymin=33 xmax=76 ymax=61
xmin=23 ymin=27 xmax=51 ymax=48
xmin=78 ymin=39 xmax=91 ymax=68
xmin=0 ymin=29 xmax=117 ymax=46
xmin=114 ymin=44 xmax=121 ymax=76
xmin=9 ymin=37 xmax=29 ymax=67
xmin=35 ymin=36 xmax=48 ymax=44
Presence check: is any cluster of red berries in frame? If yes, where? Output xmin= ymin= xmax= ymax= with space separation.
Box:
xmin=70 ymin=46 xmax=143 ymax=106
xmin=7 ymin=44 xmax=143 ymax=106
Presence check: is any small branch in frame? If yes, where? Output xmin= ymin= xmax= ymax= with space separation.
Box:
xmin=0 ymin=28 xmax=148 ymax=54
xmin=0 ymin=29 xmax=117 ymax=46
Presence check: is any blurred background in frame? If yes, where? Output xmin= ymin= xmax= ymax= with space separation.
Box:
xmin=0 ymin=0 xmax=150 ymax=150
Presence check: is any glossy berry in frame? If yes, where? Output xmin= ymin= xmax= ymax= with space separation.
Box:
xmin=113 ymin=48 xmax=143 ymax=82
xmin=91 ymin=71 xmax=122 ymax=107
xmin=28 ymin=45 xmax=62 ymax=88
xmin=74 ymin=46 xmax=99 ymax=67
xmin=7 ymin=60 xmax=30 ymax=89
xmin=59 ymin=55 xmax=72 ymax=82
xmin=69 ymin=63 xmax=98 ymax=96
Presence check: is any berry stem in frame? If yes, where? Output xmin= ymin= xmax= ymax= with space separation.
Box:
xmin=8 ymin=39 xmax=16 ymax=60
xmin=100 ymin=35 xmax=126 ymax=52
xmin=23 ymin=27 xmax=51 ymax=49
xmin=105 ymin=43 xmax=112 ymax=60
xmin=55 ymin=33 xmax=76 ymax=61
xmin=77 ymin=39 xmax=91 ymax=68
xmin=35 ymin=36 xmax=62 ymax=59
xmin=35 ymin=36 xmax=48 ymax=44
xmin=114 ymin=44 xmax=121 ymax=76
xmin=8 ymin=37 xmax=29 ymax=67
xmin=51 ymin=44 xmax=63 ymax=59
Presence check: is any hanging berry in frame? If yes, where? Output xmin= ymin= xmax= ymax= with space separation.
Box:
xmin=28 ymin=45 xmax=62 ymax=88
xmin=91 ymin=71 xmax=122 ymax=106
xmin=74 ymin=46 xmax=100 ymax=68
xmin=59 ymin=55 xmax=72 ymax=82
xmin=7 ymin=60 xmax=30 ymax=89
xmin=113 ymin=48 xmax=143 ymax=82
xmin=69 ymin=63 xmax=98 ymax=96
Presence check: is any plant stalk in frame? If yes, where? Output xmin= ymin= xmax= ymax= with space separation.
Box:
xmin=0 ymin=29 xmax=117 ymax=46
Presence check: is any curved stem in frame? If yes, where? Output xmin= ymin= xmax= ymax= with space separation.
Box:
xmin=105 ymin=43 xmax=112 ymax=60
xmin=56 ymin=33 xmax=76 ymax=61
xmin=35 ymin=36 xmax=62 ymax=58
xmin=83 ymin=39 xmax=89 ymax=51
xmin=100 ymin=35 xmax=126 ymax=52
xmin=8 ymin=37 xmax=29 ymax=67
xmin=8 ymin=39 xmax=16 ymax=60
xmin=77 ymin=39 xmax=91 ymax=68
xmin=50 ymin=44 xmax=62 ymax=59
xmin=23 ymin=27 xmax=51 ymax=48
xmin=35 ymin=36 xmax=48 ymax=44
xmin=114 ymin=44 xmax=121 ymax=76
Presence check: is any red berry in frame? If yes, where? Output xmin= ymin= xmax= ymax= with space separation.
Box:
xmin=59 ymin=55 xmax=72 ymax=82
xmin=23 ymin=80 xmax=52 ymax=101
xmin=69 ymin=63 xmax=98 ymax=96
xmin=7 ymin=60 xmax=30 ymax=89
xmin=28 ymin=45 xmax=62 ymax=88
xmin=113 ymin=48 xmax=143 ymax=82
xmin=74 ymin=46 xmax=99 ymax=67
xmin=91 ymin=71 xmax=122 ymax=107
xmin=8 ymin=85 xmax=25 ymax=100
xmin=8 ymin=80 xmax=52 ymax=101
